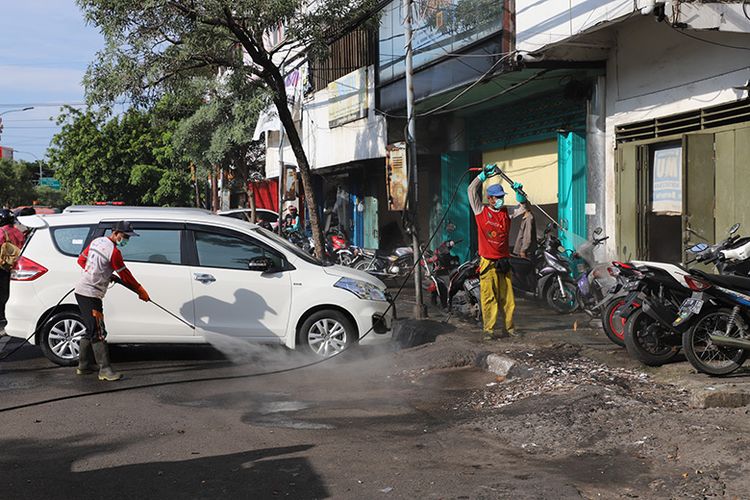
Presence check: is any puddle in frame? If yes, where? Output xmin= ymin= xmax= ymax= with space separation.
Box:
xmin=415 ymin=367 xmax=496 ymax=391
xmin=243 ymin=399 xmax=335 ymax=430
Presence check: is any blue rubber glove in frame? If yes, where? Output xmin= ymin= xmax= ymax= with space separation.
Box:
xmin=512 ymin=182 xmax=527 ymax=203
xmin=479 ymin=164 xmax=496 ymax=182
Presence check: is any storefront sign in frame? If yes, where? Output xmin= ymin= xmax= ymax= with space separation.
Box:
xmin=328 ymin=68 xmax=368 ymax=128
xmin=652 ymin=146 xmax=682 ymax=215
xmin=386 ymin=142 xmax=408 ymax=211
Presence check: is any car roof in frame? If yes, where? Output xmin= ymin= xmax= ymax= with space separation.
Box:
xmin=23 ymin=208 xmax=260 ymax=232
xmin=63 ymin=205 xmax=210 ymax=214
xmin=218 ymin=208 xmax=277 ymax=214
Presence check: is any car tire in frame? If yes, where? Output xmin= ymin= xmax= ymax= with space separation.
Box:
xmin=298 ymin=310 xmax=356 ymax=357
xmin=39 ymin=311 xmax=86 ymax=367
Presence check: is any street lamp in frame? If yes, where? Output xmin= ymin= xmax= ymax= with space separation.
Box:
xmin=0 ymin=106 xmax=34 ymax=117
xmin=0 ymin=106 xmax=35 ymax=142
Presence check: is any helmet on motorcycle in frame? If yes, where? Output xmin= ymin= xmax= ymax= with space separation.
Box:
xmin=0 ymin=208 xmax=15 ymax=227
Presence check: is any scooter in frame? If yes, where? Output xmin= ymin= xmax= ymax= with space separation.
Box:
xmin=574 ymin=227 xmax=615 ymax=318
xmin=618 ymin=223 xmax=749 ymax=366
xmin=672 ymin=236 xmax=750 ymax=376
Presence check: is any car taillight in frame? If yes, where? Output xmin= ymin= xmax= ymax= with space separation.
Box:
xmin=684 ymin=275 xmax=711 ymax=291
xmin=11 ymin=256 xmax=48 ymax=281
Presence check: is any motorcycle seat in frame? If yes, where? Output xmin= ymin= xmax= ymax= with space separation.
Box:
xmin=694 ymin=270 xmax=750 ymax=292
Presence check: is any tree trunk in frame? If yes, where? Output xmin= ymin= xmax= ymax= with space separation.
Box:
xmin=248 ymin=182 xmax=257 ymax=223
xmin=273 ymin=95 xmax=325 ymax=259
xmin=210 ymin=167 xmax=219 ymax=212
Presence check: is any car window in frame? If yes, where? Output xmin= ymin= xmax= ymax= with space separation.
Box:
xmin=104 ymin=228 xmax=182 ymax=264
xmin=257 ymin=211 xmax=278 ymax=223
xmin=194 ymin=231 xmax=284 ymax=270
xmin=226 ymin=212 xmax=250 ymax=222
xmin=252 ymin=227 xmax=330 ymax=266
xmin=51 ymin=226 xmax=94 ymax=256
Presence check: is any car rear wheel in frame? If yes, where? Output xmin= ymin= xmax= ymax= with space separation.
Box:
xmin=40 ymin=311 xmax=86 ymax=366
xmin=299 ymin=310 xmax=356 ymax=357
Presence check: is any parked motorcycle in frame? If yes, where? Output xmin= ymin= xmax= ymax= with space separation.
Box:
xmin=673 ymin=234 xmax=750 ymax=376
xmin=355 ymin=246 xmax=415 ymax=281
xmin=573 ymin=228 xmax=616 ymax=317
xmin=619 ymin=223 xmax=749 ymax=366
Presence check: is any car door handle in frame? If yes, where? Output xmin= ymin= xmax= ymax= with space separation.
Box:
xmin=194 ymin=273 xmax=216 ymax=284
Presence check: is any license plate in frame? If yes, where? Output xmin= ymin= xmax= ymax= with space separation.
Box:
xmin=679 ymin=297 xmax=704 ymax=316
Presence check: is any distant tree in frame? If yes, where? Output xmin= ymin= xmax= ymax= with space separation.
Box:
xmin=48 ymin=102 xmax=197 ymax=206
xmin=77 ymin=0 xmax=377 ymax=256
xmin=0 ymin=159 xmax=37 ymax=208
xmin=172 ymin=74 xmax=266 ymax=213
xmin=33 ymin=186 xmax=70 ymax=209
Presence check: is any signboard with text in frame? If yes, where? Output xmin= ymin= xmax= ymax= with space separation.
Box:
xmin=651 ymin=147 xmax=682 ymax=215
xmin=327 ymin=68 xmax=368 ymax=128
xmin=386 ymin=142 xmax=408 ymax=211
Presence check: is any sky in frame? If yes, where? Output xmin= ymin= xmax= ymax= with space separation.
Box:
xmin=0 ymin=0 xmax=104 ymax=161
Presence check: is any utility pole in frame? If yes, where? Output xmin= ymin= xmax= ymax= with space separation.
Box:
xmin=403 ymin=0 xmax=425 ymax=319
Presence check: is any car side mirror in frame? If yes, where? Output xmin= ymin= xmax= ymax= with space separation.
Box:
xmin=247 ymin=257 xmax=273 ymax=272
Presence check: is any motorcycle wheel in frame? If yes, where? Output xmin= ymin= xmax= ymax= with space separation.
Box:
xmin=545 ymin=278 xmax=579 ymax=314
xmin=601 ymin=297 xmax=627 ymax=347
xmin=623 ymin=309 xmax=679 ymax=366
xmin=682 ymin=310 xmax=749 ymax=376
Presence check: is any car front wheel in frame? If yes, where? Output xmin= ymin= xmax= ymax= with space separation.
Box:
xmin=39 ymin=311 xmax=86 ymax=366
xmin=299 ymin=310 xmax=356 ymax=357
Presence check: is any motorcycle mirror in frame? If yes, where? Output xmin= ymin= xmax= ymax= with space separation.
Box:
xmin=594 ymin=227 xmax=603 ymax=236
xmin=729 ymin=223 xmax=740 ymax=235
xmin=558 ymin=245 xmax=566 ymax=253
xmin=688 ymin=243 xmax=709 ymax=253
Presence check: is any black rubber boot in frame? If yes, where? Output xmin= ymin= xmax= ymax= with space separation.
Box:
xmin=75 ymin=338 xmax=99 ymax=375
xmin=91 ymin=340 xmax=122 ymax=381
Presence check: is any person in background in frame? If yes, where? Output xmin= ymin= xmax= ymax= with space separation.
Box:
xmin=0 ymin=209 xmax=26 ymax=330
xmin=282 ymin=206 xmax=301 ymax=235
xmin=512 ymin=199 xmax=537 ymax=261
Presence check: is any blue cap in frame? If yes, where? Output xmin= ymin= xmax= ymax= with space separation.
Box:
xmin=486 ymin=184 xmax=506 ymax=197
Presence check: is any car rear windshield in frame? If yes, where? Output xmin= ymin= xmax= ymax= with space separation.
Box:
xmin=51 ymin=225 xmax=94 ymax=256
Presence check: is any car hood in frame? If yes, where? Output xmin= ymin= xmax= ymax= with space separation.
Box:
xmin=323 ymin=265 xmax=387 ymax=289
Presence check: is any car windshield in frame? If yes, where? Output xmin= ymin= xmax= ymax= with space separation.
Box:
xmin=252 ymin=227 xmax=330 ymax=266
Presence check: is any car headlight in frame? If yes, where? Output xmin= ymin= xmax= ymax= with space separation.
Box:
xmin=334 ymin=277 xmax=388 ymax=301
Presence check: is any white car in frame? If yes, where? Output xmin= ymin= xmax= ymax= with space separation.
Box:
xmin=6 ymin=209 xmax=393 ymax=366
xmin=218 ymin=208 xmax=279 ymax=229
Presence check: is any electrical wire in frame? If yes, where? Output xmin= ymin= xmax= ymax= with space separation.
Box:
xmin=667 ymin=22 xmax=750 ymax=51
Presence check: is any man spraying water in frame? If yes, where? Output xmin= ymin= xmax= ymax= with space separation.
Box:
xmin=468 ymin=164 xmax=525 ymax=340
xmin=74 ymin=221 xmax=150 ymax=381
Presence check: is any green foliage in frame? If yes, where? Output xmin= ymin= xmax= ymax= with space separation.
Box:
xmin=33 ymin=186 xmax=70 ymax=209
xmin=0 ymin=159 xmax=37 ymax=208
xmin=47 ymin=102 xmax=197 ymax=206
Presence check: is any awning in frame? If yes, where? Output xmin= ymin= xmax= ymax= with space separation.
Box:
xmin=252 ymin=106 xmax=281 ymax=141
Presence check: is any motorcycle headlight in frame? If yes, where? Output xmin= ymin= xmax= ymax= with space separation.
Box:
xmin=548 ymin=258 xmax=568 ymax=273
xmin=334 ymin=278 xmax=388 ymax=301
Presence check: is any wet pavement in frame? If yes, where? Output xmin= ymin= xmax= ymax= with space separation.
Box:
xmin=2 ymin=294 xmax=750 ymax=498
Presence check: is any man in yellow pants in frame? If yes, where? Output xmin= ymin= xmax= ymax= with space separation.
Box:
xmin=468 ymin=165 xmax=523 ymax=340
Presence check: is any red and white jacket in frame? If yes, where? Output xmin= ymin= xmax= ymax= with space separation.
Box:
xmin=75 ymin=236 xmax=140 ymax=299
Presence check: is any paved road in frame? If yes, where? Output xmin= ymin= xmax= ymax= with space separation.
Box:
xmin=0 ymin=337 xmax=548 ymax=499
xmin=2 ymin=297 xmax=750 ymax=499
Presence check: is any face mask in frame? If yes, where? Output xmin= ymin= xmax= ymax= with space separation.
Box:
xmin=117 ymin=237 xmax=129 ymax=248
xmin=493 ymin=198 xmax=505 ymax=210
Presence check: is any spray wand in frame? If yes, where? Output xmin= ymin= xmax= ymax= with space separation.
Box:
xmin=110 ymin=276 xmax=196 ymax=330
xmin=469 ymin=165 xmax=563 ymax=232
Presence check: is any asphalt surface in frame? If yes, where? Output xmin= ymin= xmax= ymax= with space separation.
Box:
xmin=2 ymin=296 xmax=750 ymax=499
